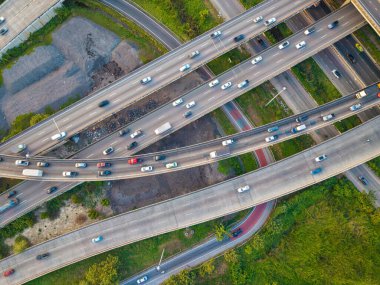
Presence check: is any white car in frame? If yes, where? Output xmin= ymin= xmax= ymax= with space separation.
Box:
xmin=51 ymin=131 xmax=67 ymax=141
xmin=264 ymin=17 xmax=276 ymax=26
xmin=265 ymin=135 xmax=278 ymax=143
xmin=179 ymin=64 xmax=190 ymax=72
xmin=15 ymin=160 xmax=29 ymax=166
xmin=253 ymin=16 xmax=263 ymax=23
xmin=130 ymin=129 xmax=143 ymax=139
xmin=304 ymin=27 xmax=316 ymax=35
xmin=209 ymin=79 xmax=220 ymax=87
xmin=186 ymin=101 xmax=196 ymax=109
xmin=62 ymin=171 xmax=77 ymax=177
xmin=141 ymin=166 xmax=153 ymax=172
xmin=296 ymin=41 xmax=306 ymax=49
xmin=237 ymin=80 xmax=249 ymax=89
xmin=237 ymin=185 xmax=250 ymax=193
xmin=172 ymin=98 xmax=184 ymax=106
xmin=322 ymin=113 xmax=335 ymax=121
xmin=0 ymin=17 xmax=5 ymax=25
xmin=75 ymin=163 xmax=87 ymax=168
xmin=350 ymin=103 xmax=362 ymax=111
xmin=222 ymin=139 xmax=234 ymax=146
xmin=221 ymin=82 xmax=232 ymax=90
xmin=251 ymin=55 xmax=262 ymax=65
xmin=315 ymin=154 xmax=327 ymax=162
xmin=210 ymin=30 xmax=222 ymax=38
xmin=189 ymin=50 xmax=200 ymax=58
xmin=278 ymin=41 xmax=289 ymax=49
xmin=137 ymin=276 xmax=148 ymax=284
xmin=103 ymin=147 xmax=114 ymax=155
xmin=140 ymin=76 xmax=152 ymax=85
xmin=165 ymin=162 xmax=178 ymax=169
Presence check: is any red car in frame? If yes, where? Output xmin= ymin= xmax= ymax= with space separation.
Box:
xmin=3 ymin=268 xmax=15 ymax=277
xmin=97 ymin=162 xmax=112 ymax=168
xmin=128 ymin=158 xmax=143 ymax=165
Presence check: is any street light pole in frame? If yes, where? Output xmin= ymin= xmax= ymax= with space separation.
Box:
xmin=156 ymin=248 xmax=165 ymax=272
xmin=265 ymin=87 xmax=287 ymax=107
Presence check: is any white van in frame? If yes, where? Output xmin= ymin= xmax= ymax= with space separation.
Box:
xmin=51 ymin=132 xmax=66 ymax=141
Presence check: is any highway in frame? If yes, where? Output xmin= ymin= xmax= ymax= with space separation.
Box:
xmin=0 ymin=86 xmax=378 ymax=181
xmin=352 ymin=0 xmax=380 ymax=35
xmin=0 ymin=0 xmax=318 ymax=156
xmin=0 ymin=5 xmax=369 ymax=225
xmin=1 ymin=116 xmax=379 ymax=285
xmin=0 ymin=0 xmax=60 ymax=50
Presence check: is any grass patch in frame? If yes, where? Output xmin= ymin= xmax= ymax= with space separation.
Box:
xmin=217 ymin=157 xmax=243 ymax=176
xmin=207 ymin=47 xmax=251 ymax=75
xmin=265 ymin=22 xmax=293 ymax=44
xmin=0 ymin=178 xmax=23 ymax=195
xmin=190 ymin=177 xmax=380 ymax=285
xmin=235 ymin=81 xmax=293 ymax=126
xmin=212 ymin=109 xmax=238 ymax=135
xmin=334 ymin=115 xmax=362 ymax=133
xmin=291 ymin=57 xmax=341 ymax=104
xmin=368 ymin=156 xmax=380 ymax=177
xmin=26 ymin=207 xmax=249 ymax=285
xmin=240 ymin=0 xmax=264 ymax=9
xmin=271 ymin=134 xmax=315 ymax=160
xmin=240 ymin=153 xmax=259 ymax=172
xmin=131 ymin=0 xmax=221 ymax=41
xmin=354 ymin=25 xmax=380 ymax=65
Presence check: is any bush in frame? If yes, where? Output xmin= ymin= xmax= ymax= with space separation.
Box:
xmin=45 ymin=199 xmax=64 ymax=220
xmin=100 ymin=198 xmax=110 ymax=207
xmin=71 ymin=194 xmax=82 ymax=204
xmin=88 ymin=208 xmax=100 ymax=220
xmin=40 ymin=212 xmax=49 ymax=219
xmin=0 ymin=212 xmax=35 ymax=240
xmin=13 ymin=235 xmax=30 ymax=253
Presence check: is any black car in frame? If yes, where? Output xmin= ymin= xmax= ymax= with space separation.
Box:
xmin=296 ymin=115 xmax=308 ymax=123
xmin=47 ymin=186 xmax=58 ymax=194
xmin=98 ymin=100 xmax=110 ymax=107
xmin=98 ymin=170 xmax=112 ymax=176
xmin=232 ymin=228 xmax=243 ymax=237
xmin=358 ymin=176 xmax=369 ymax=186
xmin=183 ymin=111 xmax=192 ymax=118
xmin=119 ymin=128 xmax=130 ymax=137
xmin=127 ymin=141 xmax=138 ymax=150
xmin=328 ymin=20 xmax=339 ymax=29
xmin=0 ymin=27 xmax=8 ymax=35
xmin=234 ymin=34 xmax=245 ymax=42
xmin=346 ymin=53 xmax=356 ymax=64
xmin=7 ymin=191 xmax=17 ymax=199
xmin=154 ymin=155 xmax=166 ymax=161
xmin=36 ymin=253 xmax=50 ymax=260
xmin=256 ymin=37 xmax=264 ymax=45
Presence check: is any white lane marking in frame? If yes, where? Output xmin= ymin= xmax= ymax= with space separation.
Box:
xmin=116 ymin=148 xmax=122 ymax=152
xmin=158 ymin=116 xmax=164 ymax=120
xmin=109 ymin=92 xmax=118 ymax=97
xmin=272 ymin=52 xmax=279 ymax=57
xmin=208 ymin=96 xmax=215 ymax=101
xmin=38 ymin=130 xmax=46 ymax=135
xmin=276 ymin=59 xmax=285 ymax=63
xmin=86 ymin=154 xmax=94 ymax=158
xmin=316 ymin=28 xmax=323 ymax=32
xmin=66 ymin=124 xmax=73 ymax=129
xmin=42 ymin=138 xmax=49 ymax=142
xmin=342 ymin=21 xmax=350 ymax=26
xmin=201 ymin=42 xmax=208 ymax=47
xmin=254 ymin=71 xmax=260 ymax=76
xmin=85 ymin=105 xmax=93 ymax=110
xmin=114 ymin=98 xmax=121 ymax=103
xmin=89 ymin=111 xmax=98 ymax=117
xmin=321 ymin=34 xmax=327 ymax=39
xmin=16 ymin=192 xmax=23 ymax=197
xmin=338 ymin=16 xmax=344 ymax=20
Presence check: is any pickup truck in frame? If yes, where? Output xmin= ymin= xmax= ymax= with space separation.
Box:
xmin=210 ymin=149 xmax=230 ymax=158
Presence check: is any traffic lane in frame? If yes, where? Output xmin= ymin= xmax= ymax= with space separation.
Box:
xmin=0 ymin=75 xmax=378 ymax=183
xmin=0 ymin=86 xmax=378 ymax=181
xmin=3 ymin=117 xmax=379 ymax=285
xmin=357 ymin=0 xmax=380 ymax=27
xmin=0 ymin=0 xmax=317 ymax=154
xmin=0 ymin=7 xmax=368 ymax=222
xmin=100 ymin=0 xmax=181 ymax=49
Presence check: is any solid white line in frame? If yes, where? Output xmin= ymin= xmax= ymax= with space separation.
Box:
xmin=86 ymin=154 xmax=94 ymax=158
xmin=208 ymin=96 xmax=215 ymax=102
xmin=89 ymin=111 xmax=98 ymax=117
xmin=38 ymin=130 xmax=46 ymax=135
xmin=41 ymin=138 xmax=49 ymax=142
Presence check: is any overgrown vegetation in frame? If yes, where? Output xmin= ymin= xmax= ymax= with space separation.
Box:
xmin=271 ymin=135 xmax=315 ymax=160
xmin=131 ymin=0 xmax=221 ymax=41
xmin=181 ymin=177 xmax=380 ymax=284
xmin=334 ymin=115 xmax=362 ymax=133
xmin=207 ymin=47 xmax=251 ymax=75
xmin=240 ymin=0 xmax=263 ymax=9
xmin=354 ymin=25 xmax=380 ymax=65
xmin=291 ymin=58 xmax=341 ymax=105
xmin=265 ymin=22 xmax=293 ymax=44
xmin=13 ymin=235 xmax=30 ymax=253
xmin=368 ymin=156 xmax=380 ymax=177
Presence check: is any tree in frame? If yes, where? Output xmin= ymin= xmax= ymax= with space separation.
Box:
xmin=224 ymin=249 xmax=238 ymax=264
xmin=199 ymin=258 xmax=215 ymax=277
xmin=100 ymin=198 xmax=110 ymax=207
xmin=88 ymin=208 xmax=100 ymax=220
xmin=71 ymin=193 xmax=82 ymax=204
xmin=162 ymin=269 xmax=194 ymax=285
xmin=83 ymin=255 xmax=119 ymax=285
xmin=13 ymin=235 xmax=30 ymax=253
xmin=214 ymin=223 xmax=228 ymax=241
xmin=29 ymin=113 xmax=49 ymax=126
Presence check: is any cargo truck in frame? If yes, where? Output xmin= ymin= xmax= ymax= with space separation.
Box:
xmin=0 ymin=198 xmax=19 ymax=214
xmin=291 ymin=124 xmax=307 ymax=134
xmin=22 ymin=169 xmax=43 ymax=177
xmin=355 ymin=90 xmax=367 ymax=99
xmin=154 ymin=122 xmax=172 ymax=135
xmin=11 ymin=144 xmax=26 ymax=154
xmin=210 ymin=149 xmax=230 ymax=159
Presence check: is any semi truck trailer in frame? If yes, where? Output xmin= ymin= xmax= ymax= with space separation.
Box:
xmin=22 ymin=169 xmax=43 ymax=177
xmin=154 ymin=122 xmax=172 ymax=135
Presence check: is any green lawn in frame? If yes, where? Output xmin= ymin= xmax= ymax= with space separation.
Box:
xmin=291 ymin=57 xmax=342 ymax=105
xmin=354 ymin=25 xmax=380 ymax=65
xmin=271 ymin=135 xmax=315 ymax=160
xmin=240 ymin=0 xmax=264 ymax=9
xmin=186 ymin=177 xmax=380 ymax=285
xmin=235 ymin=81 xmax=293 ymax=126
xmin=130 ymin=0 xmax=221 ymax=41
xmin=207 ymin=47 xmax=251 ymax=75
xmin=334 ymin=115 xmax=362 ymax=133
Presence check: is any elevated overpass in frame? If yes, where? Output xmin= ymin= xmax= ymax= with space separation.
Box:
xmin=0 ymin=85 xmax=378 ymax=181
xmin=0 ymin=116 xmax=379 ymax=285
xmin=351 ymin=0 xmax=380 ymax=35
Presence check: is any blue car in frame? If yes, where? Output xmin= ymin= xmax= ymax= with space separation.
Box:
xmin=92 ymin=236 xmax=103 ymax=243
xmin=310 ymin=168 xmax=322 ymax=175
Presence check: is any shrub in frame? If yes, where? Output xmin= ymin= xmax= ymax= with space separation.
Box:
xmin=13 ymin=235 xmax=30 ymax=253
xmin=40 ymin=212 xmax=49 ymax=219
xmin=100 ymin=198 xmax=110 ymax=207
xmin=88 ymin=208 xmax=100 ymax=220
xmin=71 ymin=194 xmax=82 ymax=204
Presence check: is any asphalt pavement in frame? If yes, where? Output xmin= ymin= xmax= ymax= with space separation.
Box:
xmin=1 ymin=116 xmax=379 ymax=285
